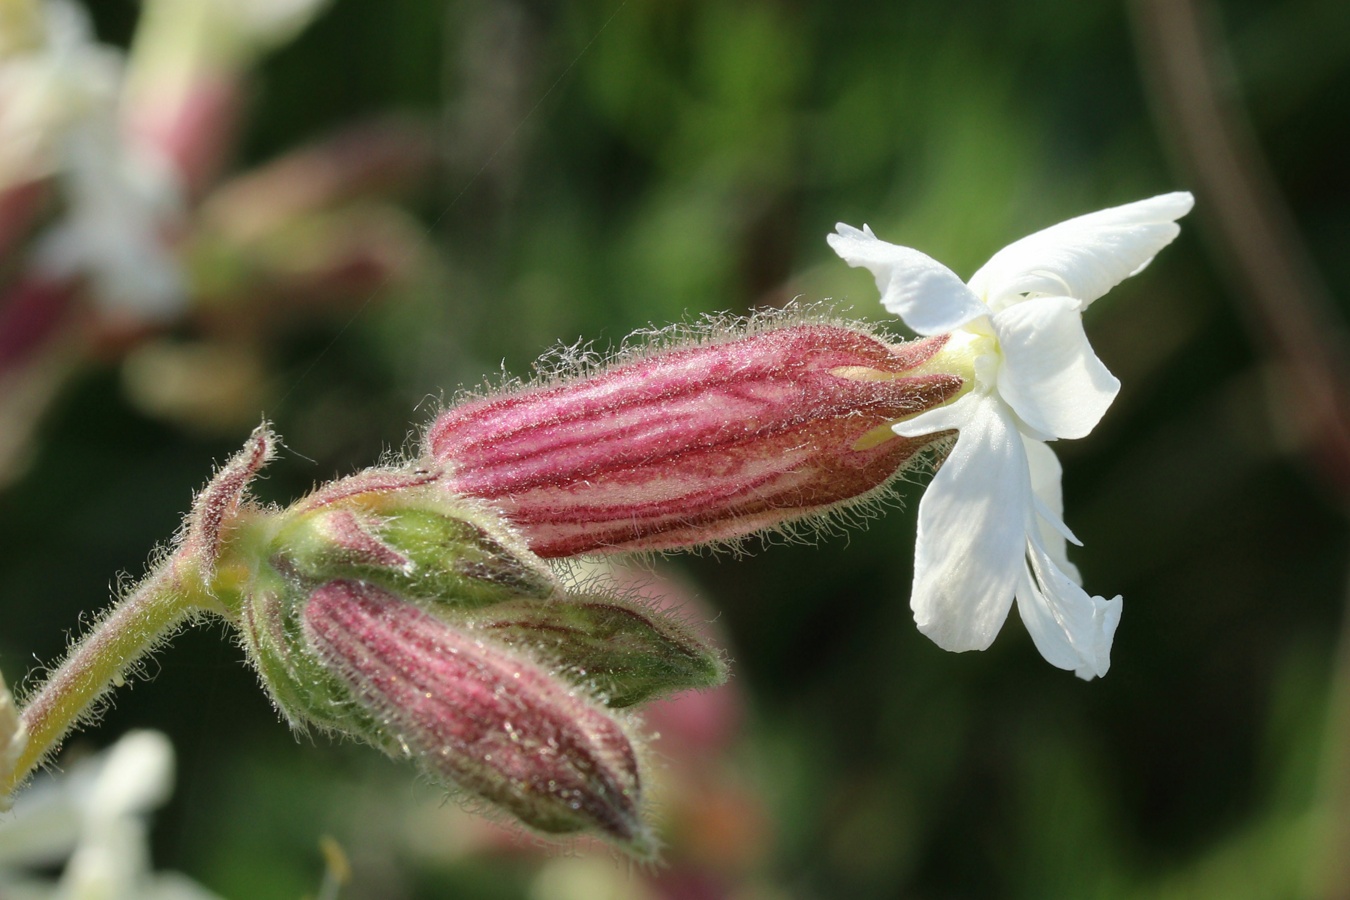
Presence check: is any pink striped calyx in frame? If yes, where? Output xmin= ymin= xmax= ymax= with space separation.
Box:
xmin=302 ymin=579 xmax=653 ymax=852
xmin=426 ymin=317 xmax=966 ymax=557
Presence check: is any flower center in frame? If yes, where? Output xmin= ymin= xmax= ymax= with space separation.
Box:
xmin=919 ymin=325 xmax=998 ymax=390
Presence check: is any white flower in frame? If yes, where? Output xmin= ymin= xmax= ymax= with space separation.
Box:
xmin=32 ymin=107 xmax=186 ymax=320
xmin=0 ymin=0 xmax=186 ymax=320
xmin=1 ymin=670 xmax=26 ymax=813
xmin=0 ymin=730 xmax=225 ymax=900
xmin=0 ymin=0 xmax=121 ymax=191
xmin=125 ymin=0 xmax=332 ymax=104
xmin=828 ymin=192 xmax=1194 ymax=678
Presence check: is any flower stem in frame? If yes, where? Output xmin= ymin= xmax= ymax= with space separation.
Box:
xmin=1 ymin=560 xmax=217 ymax=796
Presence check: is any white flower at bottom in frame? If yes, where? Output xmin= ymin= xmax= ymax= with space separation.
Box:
xmin=828 ymin=192 xmax=1194 ymax=678
xmin=0 ymin=730 xmax=224 ymax=900
xmin=1 ymin=670 xmax=25 ymax=813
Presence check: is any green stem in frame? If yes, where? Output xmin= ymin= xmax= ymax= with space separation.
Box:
xmin=2 ymin=560 xmax=218 ymax=796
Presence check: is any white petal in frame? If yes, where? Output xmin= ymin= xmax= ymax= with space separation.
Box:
xmin=1017 ymin=540 xmax=1121 ymax=679
xmin=828 ymin=223 xmax=988 ymax=335
xmin=0 ymin=779 xmax=81 ymax=865
xmin=1024 ymin=438 xmax=1082 ymax=585
xmin=1014 ymin=566 xmax=1080 ymax=672
xmin=993 ymin=295 xmax=1120 ymax=439
xmin=968 ymin=192 xmax=1194 ymax=310
xmin=892 ymin=387 xmax=983 ymax=440
xmin=199 ymin=0 xmax=331 ymax=44
xmin=0 ymin=670 xmax=22 ymax=806
xmin=60 ymin=818 xmax=152 ymax=897
xmin=146 ymin=872 xmax=231 ymax=900
xmin=906 ymin=395 xmax=1030 ymax=652
xmin=87 ymin=730 xmax=174 ymax=823
xmin=37 ymin=120 xmax=185 ymax=320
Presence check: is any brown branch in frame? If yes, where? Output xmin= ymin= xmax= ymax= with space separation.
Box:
xmin=1131 ymin=3 xmax=1350 ymax=895
xmin=1131 ymin=0 xmax=1350 ymax=501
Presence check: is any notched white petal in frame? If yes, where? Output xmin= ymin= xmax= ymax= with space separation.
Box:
xmin=968 ymin=192 xmax=1194 ymax=310
xmin=1018 ymin=540 xmax=1121 ymax=680
xmin=1015 ymin=567 xmax=1081 ymax=673
xmin=993 ymin=296 xmax=1120 ymax=439
xmin=831 ymin=195 xmax=1185 ymax=677
xmin=908 ymin=396 xmax=1029 ymax=652
xmin=828 ymin=223 xmax=987 ymax=335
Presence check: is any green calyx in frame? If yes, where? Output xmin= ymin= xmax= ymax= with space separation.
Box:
xmin=454 ymin=593 xmax=727 ymax=708
xmin=269 ymin=487 xmax=556 ymax=609
xmin=238 ymin=566 xmax=380 ymax=738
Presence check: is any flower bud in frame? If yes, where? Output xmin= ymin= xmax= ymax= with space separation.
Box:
xmin=302 ymin=580 xmax=652 ymax=852
xmin=234 ymin=471 xmax=561 ymax=741
xmin=426 ymin=320 xmax=964 ymax=557
xmin=234 ymin=471 xmax=730 ymax=851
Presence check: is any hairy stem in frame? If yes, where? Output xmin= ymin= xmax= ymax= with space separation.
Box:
xmin=2 ymin=560 xmax=217 ymax=796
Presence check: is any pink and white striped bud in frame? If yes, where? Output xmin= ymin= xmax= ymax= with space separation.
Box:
xmin=302 ymin=579 xmax=652 ymax=853
xmin=426 ymin=319 xmax=965 ymax=557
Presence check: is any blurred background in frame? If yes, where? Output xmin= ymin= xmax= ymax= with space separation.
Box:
xmin=2 ymin=0 xmax=1349 ymax=897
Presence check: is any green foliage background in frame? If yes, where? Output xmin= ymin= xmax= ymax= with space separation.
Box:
xmin=4 ymin=0 xmax=1350 ymax=897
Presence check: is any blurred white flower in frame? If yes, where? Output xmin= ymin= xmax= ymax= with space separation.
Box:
xmin=1 ymin=0 xmax=185 ymax=319
xmin=126 ymin=0 xmax=331 ymax=95
xmin=0 ymin=730 xmax=225 ymax=900
xmin=31 ymin=102 xmax=185 ymax=320
xmin=0 ymin=0 xmax=119 ymax=190
xmin=829 ymin=193 xmax=1194 ymax=678
xmin=203 ymin=0 xmax=331 ymax=47
xmin=1 ymin=670 xmax=26 ymax=813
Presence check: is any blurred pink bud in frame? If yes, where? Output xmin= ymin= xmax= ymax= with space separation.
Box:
xmin=0 ymin=181 xmax=48 ymax=258
xmin=303 ymin=579 xmax=652 ymax=852
xmin=427 ymin=321 xmax=963 ymax=557
xmin=0 ymin=275 xmax=77 ymax=375
xmin=201 ymin=117 xmax=437 ymax=240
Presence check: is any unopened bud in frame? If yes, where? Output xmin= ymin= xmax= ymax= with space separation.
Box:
xmin=427 ymin=319 xmax=964 ymax=556
xmin=302 ymin=580 xmax=652 ymax=851
xmin=232 ymin=473 xmax=727 ymax=851
xmin=236 ymin=470 xmax=559 ymax=740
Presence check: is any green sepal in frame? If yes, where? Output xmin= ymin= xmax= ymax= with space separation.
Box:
xmin=271 ymin=495 xmax=556 ymax=610
xmin=238 ymin=566 xmax=383 ymax=739
xmin=452 ymin=593 xmax=727 ymax=708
